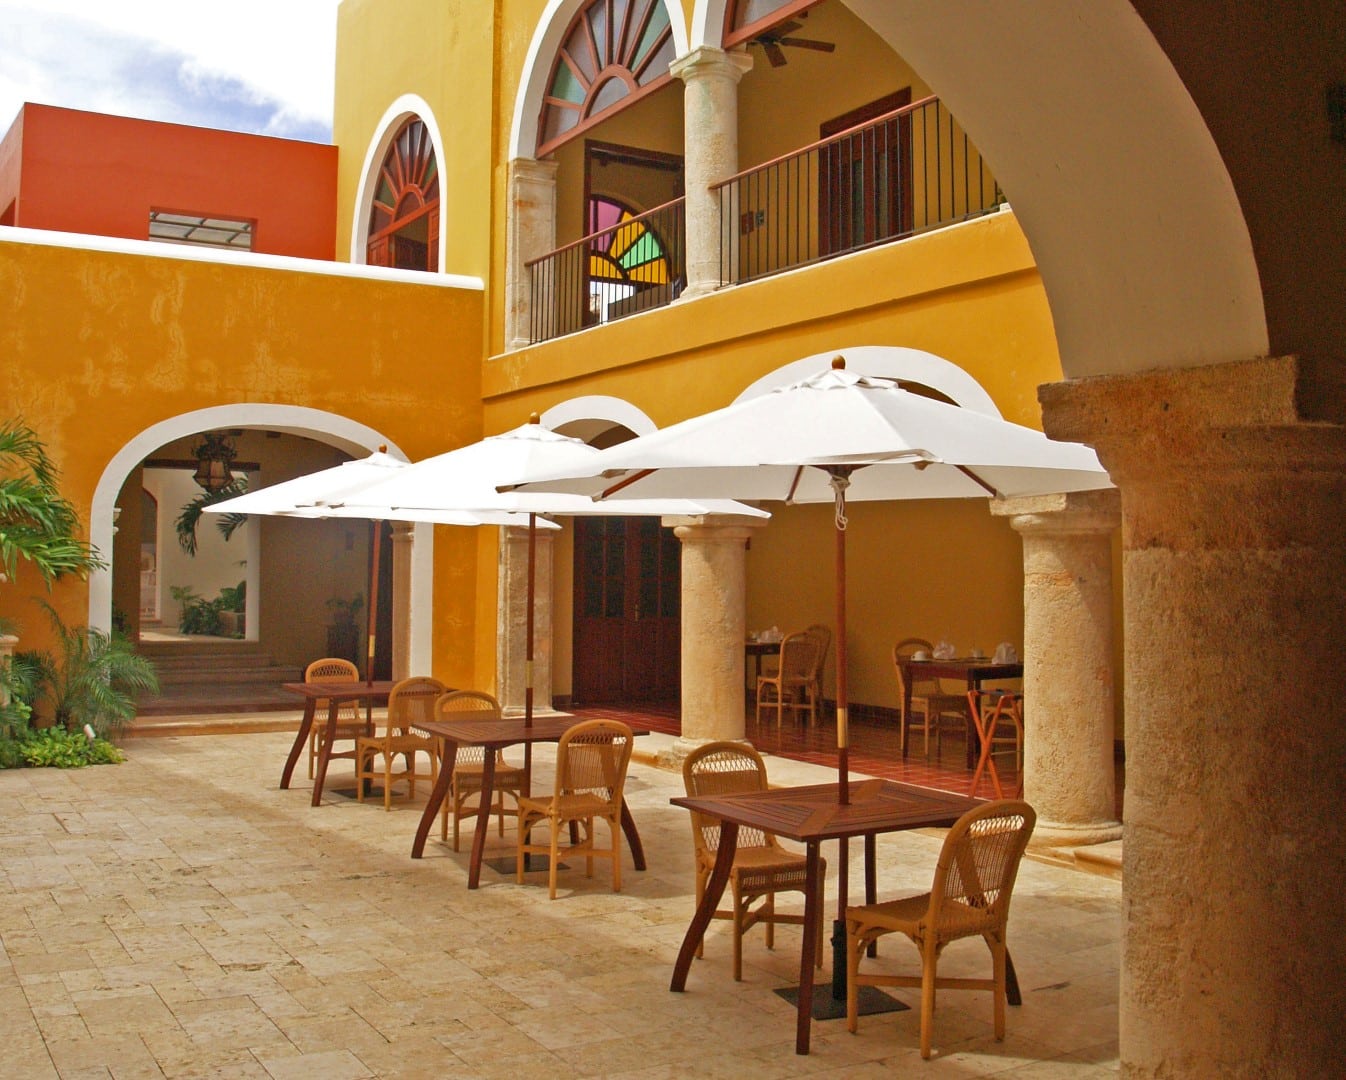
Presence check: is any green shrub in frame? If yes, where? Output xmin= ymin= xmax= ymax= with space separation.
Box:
xmin=170 ymin=585 xmax=224 ymax=635
xmin=13 ymin=726 xmax=123 ymax=768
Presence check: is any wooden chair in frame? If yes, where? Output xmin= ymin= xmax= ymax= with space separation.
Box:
xmin=517 ymin=719 xmax=633 ymax=899
xmin=756 ymin=631 xmax=820 ymax=728
xmin=302 ymin=657 xmax=370 ymax=780
xmin=893 ymin=638 xmax=966 ymax=757
xmin=968 ymin=690 xmax=1025 ymax=798
xmin=845 ymin=799 xmax=1036 ymax=1059
xmin=803 ymin=623 xmax=831 ymax=718
xmin=682 ymin=741 xmax=825 ymax=981
xmin=355 ymin=676 xmax=443 ymax=810
xmin=435 ymin=690 xmax=525 ymax=850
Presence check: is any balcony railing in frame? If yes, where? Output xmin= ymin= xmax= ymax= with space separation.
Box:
xmin=526 ymin=197 xmax=685 ymax=345
xmin=714 ymin=95 xmax=1003 ymax=286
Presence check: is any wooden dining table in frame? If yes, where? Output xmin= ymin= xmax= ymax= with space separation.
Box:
xmin=279 ymin=679 xmax=399 ymax=806
xmin=670 ymin=778 xmax=996 ymax=1055
xmin=897 ymin=656 xmax=1024 ymax=767
xmin=410 ymin=714 xmax=650 ymax=887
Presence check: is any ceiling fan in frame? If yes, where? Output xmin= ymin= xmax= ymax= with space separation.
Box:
xmin=749 ymin=20 xmax=837 ymax=68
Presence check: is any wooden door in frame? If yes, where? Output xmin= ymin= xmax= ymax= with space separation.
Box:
xmin=572 ymin=517 xmax=680 ymax=703
xmin=819 ymin=89 xmax=912 ymax=257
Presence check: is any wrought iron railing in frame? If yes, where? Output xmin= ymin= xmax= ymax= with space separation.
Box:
xmin=714 ymin=96 xmax=1003 ymax=286
xmin=526 ymin=197 xmax=685 ymax=345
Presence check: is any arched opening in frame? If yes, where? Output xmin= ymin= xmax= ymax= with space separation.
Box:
xmin=366 ymin=116 xmax=440 ymax=272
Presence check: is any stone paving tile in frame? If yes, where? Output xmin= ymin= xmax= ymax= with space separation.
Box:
xmin=0 ymin=731 xmax=1122 ymax=1077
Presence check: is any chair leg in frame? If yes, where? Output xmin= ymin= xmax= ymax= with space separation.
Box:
xmin=919 ymin=944 xmax=938 ymax=1059
xmin=383 ymin=754 xmax=393 ymax=811
xmin=845 ymin=920 xmax=861 ymax=1033
xmin=610 ymin=815 xmax=622 ymax=894
xmin=732 ymin=883 xmax=745 ymax=981
xmin=548 ymin=816 xmax=561 ymax=900
xmin=990 ymin=934 xmax=1007 ymax=1040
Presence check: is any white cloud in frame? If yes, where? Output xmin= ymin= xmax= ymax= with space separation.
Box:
xmin=0 ymin=0 xmax=340 ymax=140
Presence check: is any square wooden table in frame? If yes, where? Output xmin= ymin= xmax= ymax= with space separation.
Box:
xmin=670 ymin=778 xmax=990 ymax=1055
xmin=279 ymin=680 xmax=398 ymax=807
xmin=897 ymin=657 xmax=1024 ymax=766
xmin=410 ymin=714 xmax=650 ymax=888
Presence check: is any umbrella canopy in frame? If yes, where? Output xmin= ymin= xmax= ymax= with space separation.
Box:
xmin=509 ymin=357 xmax=1113 ymax=800
xmin=292 ymin=418 xmax=768 ymax=734
xmin=203 ymin=447 xmax=543 ymax=685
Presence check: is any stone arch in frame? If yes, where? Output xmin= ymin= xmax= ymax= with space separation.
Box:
xmin=88 ymin=405 xmax=435 ymax=676
xmin=350 ymin=95 xmax=448 ymax=272
xmin=821 ymin=1 xmax=1266 ymax=379
xmin=540 ymin=394 xmax=659 ymax=445
xmin=508 ymin=0 xmax=691 ymax=161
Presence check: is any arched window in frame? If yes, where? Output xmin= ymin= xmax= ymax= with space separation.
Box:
xmin=537 ymin=0 xmax=675 ymax=157
xmin=366 ymin=118 xmax=439 ymax=271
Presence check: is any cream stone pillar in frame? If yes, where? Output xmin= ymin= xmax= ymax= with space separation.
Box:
xmin=497 ymin=524 xmax=554 ymax=716
xmin=992 ymin=490 xmax=1121 ymax=846
xmin=670 ymin=46 xmax=752 ymax=300
xmin=390 ymin=522 xmax=414 ymax=680
xmin=0 ymin=634 xmax=18 ymax=707
xmin=660 ymin=516 xmax=766 ymax=767
xmin=504 ymin=157 xmax=559 ymax=350
xmin=1040 ymin=355 xmax=1346 ymax=1078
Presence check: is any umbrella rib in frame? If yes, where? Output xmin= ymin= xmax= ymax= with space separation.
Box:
xmin=956 ymin=464 xmax=1001 ymax=497
xmin=601 ymin=468 xmax=656 ymax=499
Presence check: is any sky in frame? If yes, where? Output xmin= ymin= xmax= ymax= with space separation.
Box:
xmin=0 ymin=1 xmax=343 ymax=143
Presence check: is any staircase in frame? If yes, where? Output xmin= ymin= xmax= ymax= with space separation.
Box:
xmin=133 ymin=639 xmax=304 ymax=720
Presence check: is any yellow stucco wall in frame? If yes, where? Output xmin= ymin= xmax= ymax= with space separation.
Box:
xmin=0 ymin=236 xmax=488 ymax=689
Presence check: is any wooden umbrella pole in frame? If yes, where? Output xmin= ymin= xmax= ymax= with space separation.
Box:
xmin=831 ymin=472 xmax=851 ymax=805
xmin=525 ymin=513 xmax=536 ymax=728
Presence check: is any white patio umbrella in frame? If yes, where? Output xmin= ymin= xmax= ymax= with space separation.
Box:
xmin=508 ymin=356 xmax=1114 ymax=798
xmin=317 ymin=417 xmax=768 ymax=729
xmin=203 ymin=447 xmax=541 ymax=686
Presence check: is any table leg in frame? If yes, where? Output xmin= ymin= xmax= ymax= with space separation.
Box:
xmin=795 ymin=842 xmax=822 ymax=1055
xmin=901 ymin=671 xmax=912 ymax=759
xmin=310 ymin=701 xmax=340 ymax=807
xmin=671 ymin=820 xmax=737 ymax=992
xmin=467 ymin=751 xmax=497 ymax=889
xmin=619 ymin=800 xmax=647 ymax=871
xmin=411 ymin=741 xmax=456 ymax=859
xmin=280 ymin=700 xmax=316 ymax=789
xmin=964 ymin=677 xmax=979 ymax=769
xmin=864 ymin=834 xmax=879 ymax=958
xmin=1007 ymin=951 xmax=1022 ymax=1006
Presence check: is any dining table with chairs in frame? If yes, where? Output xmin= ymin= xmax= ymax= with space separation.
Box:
xmin=895 ymin=654 xmax=1024 ymax=767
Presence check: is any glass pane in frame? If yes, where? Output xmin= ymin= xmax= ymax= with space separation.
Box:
xmin=550 ymin=61 xmax=586 ymax=105
xmin=591 ymin=76 xmax=628 ymax=115
xmin=634 ymin=3 xmax=670 ymax=76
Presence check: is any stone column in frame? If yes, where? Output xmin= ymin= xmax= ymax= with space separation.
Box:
xmin=390 ymin=522 xmax=414 ymax=681
xmin=504 ymin=157 xmax=559 ymax=350
xmin=0 ymin=633 xmax=18 ymax=708
xmin=660 ymin=516 xmax=766 ymax=768
xmin=670 ymin=46 xmax=753 ymax=300
xmin=497 ymin=523 xmax=554 ymax=716
xmin=1040 ymin=354 xmax=1346 ymax=1078
xmin=992 ymin=489 xmax=1121 ymax=846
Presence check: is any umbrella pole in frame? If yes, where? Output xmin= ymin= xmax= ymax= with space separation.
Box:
xmin=831 ymin=477 xmax=850 ymax=805
xmin=523 ymin=514 xmax=536 ymax=810
xmin=366 ymin=520 xmax=382 ymax=689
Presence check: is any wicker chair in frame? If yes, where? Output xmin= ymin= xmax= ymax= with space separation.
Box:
xmin=803 ymin=623 xmax=831 ymax=718
xmin=893 ymin=638 xmax=966 ymax=757
xmin=435 ymin=690 xmax=525 ymax=850
xmin=756 ymin=631 xmax=821 ymax=728
xmin=303 ymin=657 xmax=370 ymax=780
xmin=682 ymin=741 xmax=825 ymax=981
xmin=968 ymin=690 xmax=1025 ymax=798
xmin=845 ymin=799 xmax=1037 ymax=1059
xmin=517 ymin=719 xmax=633 ymax=899
xmin=355 ymin=676 xmax=443 ymax=810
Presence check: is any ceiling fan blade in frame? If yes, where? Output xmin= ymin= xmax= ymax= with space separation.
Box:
xmin=763 ymin=41 xmax=788 ymax=67
xmin=777 ymin=37 xmax=836 ymax=53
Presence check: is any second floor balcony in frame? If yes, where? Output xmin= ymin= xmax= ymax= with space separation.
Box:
xmin=525 ymin=96 xmax=1000 ymax=345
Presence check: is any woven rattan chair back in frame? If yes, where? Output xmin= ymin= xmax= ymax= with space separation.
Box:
xmin=302 ymin=657 xmax=363 ymax=779
xmin=555 ymin=719 xmax=633 ymax=805
xmin=683 ymin=741 xmax=774 ymax=854
xmin=434 ymin=690 xmax=524 ymax=851
xmin=433 ymin=689 xmax=502 ymax=769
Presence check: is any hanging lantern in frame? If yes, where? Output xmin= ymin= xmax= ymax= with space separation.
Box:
xmin=192 ymin=432 xmax=237 ymax=492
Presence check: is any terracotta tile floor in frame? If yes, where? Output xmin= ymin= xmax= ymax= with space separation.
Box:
xmin=572 ymin=699 xmax=1125 ymax=818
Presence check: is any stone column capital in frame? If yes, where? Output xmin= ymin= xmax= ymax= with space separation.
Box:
xmin=992 ymin=488 xmax=1120 ymax=536
xmin=669 ymin=45 xmax=753 ymax=85
xmin=507 ymin=156 xmax=559 ymax=185
xmin=670 ymin=516 xmax=767 ymax=542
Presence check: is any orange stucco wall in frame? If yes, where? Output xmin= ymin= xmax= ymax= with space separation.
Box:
xmin=0 ymin=104 xmax=337 ymax=259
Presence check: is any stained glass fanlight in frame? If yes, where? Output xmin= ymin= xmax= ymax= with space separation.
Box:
xmin=537 ymin=0 xmax=675 ymax=156
xmin=587 ymin=196 xmax=670 ymax=289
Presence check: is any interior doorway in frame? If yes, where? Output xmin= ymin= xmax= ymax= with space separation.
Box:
xmin=572 ymin=516 xmax=680 ymax=703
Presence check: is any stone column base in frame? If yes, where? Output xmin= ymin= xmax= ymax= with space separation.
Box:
xmin=1029 ymin=820 xmax=1123 ymax=849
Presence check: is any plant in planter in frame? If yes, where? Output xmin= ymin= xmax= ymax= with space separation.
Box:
xmin=325 ymin=593 xmax=364 ymax=664
xmin=217 ymin=580 xmax=245 ymax=637
xmin=170 ymin=585 xmax=224 ymax=636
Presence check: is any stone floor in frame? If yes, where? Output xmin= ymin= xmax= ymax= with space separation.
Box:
xmin=0 ymin=730 xmax=1120 ymax=1078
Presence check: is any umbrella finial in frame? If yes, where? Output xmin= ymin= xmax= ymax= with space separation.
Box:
xmin=528 ymin=412 xmax=541 ymax=425
xmin=832 ymin=355 xmax=846 ymax=370
xmin=377 ymin=444 xmax=387 ymax=453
